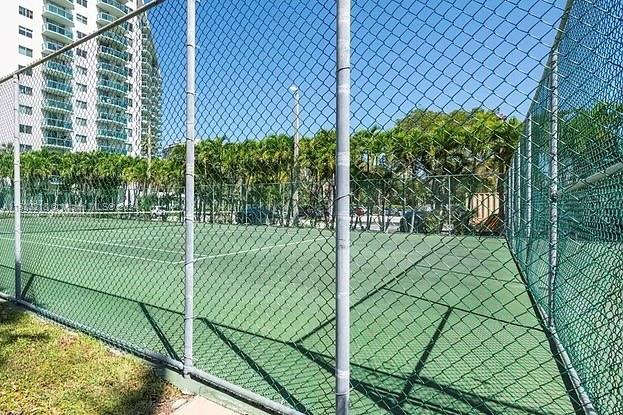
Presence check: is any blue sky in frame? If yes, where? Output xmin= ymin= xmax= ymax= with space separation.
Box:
xmin=146 ymin=0 xmax=566 ymax=146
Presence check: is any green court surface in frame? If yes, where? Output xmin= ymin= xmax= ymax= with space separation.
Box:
xmin=0 ymin=216 xmax=575 ymax=414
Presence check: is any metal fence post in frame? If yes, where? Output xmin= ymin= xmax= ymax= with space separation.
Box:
xmin=184 ymin=0 xmax=196 ymax=376
xmin=13 ymin=74 xmax=21 ymax=301
xmin=335 ymin=0 xmax=351 ymax=412
xmin=548 ymin=50 xmax=559 ymax=331
xmin=514 ymin=152 xmax=520 ymax=244
xmin=526 ymin=114 xmax=532 ymax=243
xmin=508 ymin=158 xmax=513 ymax=243
xmin=290 ymin=85 xmax=300 ymax=227
xmin=447 ymin=174 xmax=452 ymax=232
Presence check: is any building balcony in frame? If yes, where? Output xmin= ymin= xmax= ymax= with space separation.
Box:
xmin=98 ymin=142 xmax=128 ymax=154
xmin=43 ymin=22 xmax=73 ymax=43
xmin=99 ymin=30 xmax=129 ymax=48
xmin=54 ymin=0 xmax=75 ymax=10
xmin=43 ymin=79 xmax=73 ymax=96
xmin=97 ymin=112 xmax=127 ymax=126
xmin=97 ymin=128 xmax=127 ymax=141
xmin=98 ymin=46 xmax=129 ymax=62
xmin=43 ymin=117 xmax=73 ymax=131
xmin=44 ymin=136 xmax=72 ymax=150
xmin=97 ymin=12 xmax=115 ymax=25
xmin=98 ymin=96 xmax=128 ymax=110
xmin=43 ymin=98 xmax=72 ymax=113
xmin=42 ymin=41 xmax=71 ymax=58
xmin=43 ymin=61 xmax=73 ymax=79
xmin=43 ymin=3 xmax=74 ymax=26
xmin=97 ymin=62 xmax=129 ymax=79
xmin=97 ymin=79 xmax=129 ymax=94
xmin=97 ymin=0 xmax=129 ymax=17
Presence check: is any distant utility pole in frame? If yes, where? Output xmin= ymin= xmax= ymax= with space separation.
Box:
xmin=289 ymin=84 xmax=300 ymax=226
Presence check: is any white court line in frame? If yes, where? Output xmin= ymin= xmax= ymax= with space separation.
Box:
xmin=183 ymin=238 xmax=321 ymax=264
xmin=42 ymin=233 xmax=184 ymax=255
xmin=0 ymin=236 xmax=177 ymax=264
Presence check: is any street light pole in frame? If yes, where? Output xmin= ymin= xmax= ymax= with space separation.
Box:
xmin=289 ymin=84 xmax=300 ymax=227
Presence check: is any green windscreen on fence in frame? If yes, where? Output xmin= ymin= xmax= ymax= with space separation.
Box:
xmin=507 ymin=0 xmax=623 ymax=413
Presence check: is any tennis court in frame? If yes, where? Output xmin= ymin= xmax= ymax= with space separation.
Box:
xmin=0 ymin=214 xmax=574 ymax=414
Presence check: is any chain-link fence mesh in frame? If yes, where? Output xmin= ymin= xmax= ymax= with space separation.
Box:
xmin=0 ymin=0 xmax=190 ymax=363
xmin=507 ymin=0 xmax=623 ymax=414
xmin=0 ymin=0 xmax=620 ymax=413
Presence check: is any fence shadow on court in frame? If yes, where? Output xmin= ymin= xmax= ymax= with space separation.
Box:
xmin=0 ymin=247 xmax=576 ymax=415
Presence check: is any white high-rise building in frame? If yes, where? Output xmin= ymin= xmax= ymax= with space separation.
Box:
xmin=0 ymin=0 xmax=162 ymax=156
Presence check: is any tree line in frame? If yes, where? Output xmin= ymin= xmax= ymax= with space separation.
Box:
xmin=0 ymin=108 xmax=521 ymax=226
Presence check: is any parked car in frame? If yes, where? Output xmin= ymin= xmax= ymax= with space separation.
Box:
xmin=151 ymin=206 xmax=167 ymax=221
xmin=298 ymin=206 xmax=323 ymax=219
xmin=399 ymin=210 xmax=428 ymax=233
xmin=236 ymin=206 xmax=277 ymax=225
xmin=384 ymin=208 xmax=401 ymax=217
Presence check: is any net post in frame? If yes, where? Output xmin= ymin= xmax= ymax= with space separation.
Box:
xmin=335 ymin=0 xmax=351 ymax=412
xmin=548 ymin=49 xmax=559 ymax=331
xmin=184 ymin=0 xmax=196 ymax=378
xmin=12 ymin=74 xmax=21 ymax=301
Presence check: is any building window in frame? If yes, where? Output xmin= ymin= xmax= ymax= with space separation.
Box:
xmin=18 ymin=45 xmax=33 ymax=57
xmin=127 ymin=99 xmax=133 ymax=107
xmin=19 ymin=6 xmax=33 ymax=19
xmin=19 ymin=26 xmax=32 ymax=38
xmin=19 ymin=85 xmax=32 ymax=96
xmin=18 ymin=66 xmax=32 ymax=76
xmin=77 ymin=66 xmax=87 ymax=76
xmin=76 ymin=117 xmax=87 ymax=127
xmin=76 ymin=134 xmax=87 ymax=143
xmin=19 ymin=124 xmax=32 ymax=134
xmin=77 ymin=0 xmax=87 ymax=7
xmin=77 ymin=83 xmax=87 ymax=93
xmin=77 ymin=31 xmax=86 ymax=39
xmin=76 ymin=14 xmax=87 ymax=24
xmin=77 ymin=49 xmax=87 ymax=58
xmin=127 ymin=113 xmax=133 ymax=122
xmin=18 ymin=105 xmax=32 ymax=115
xmin=77 ymin=100 xmax=87 ymax=110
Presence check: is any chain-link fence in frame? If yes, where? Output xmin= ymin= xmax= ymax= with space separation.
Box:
xmin=0 ymin=0 xmax=620 ymax=413
xmin=507 ymin=0 xmax=623 ymax=414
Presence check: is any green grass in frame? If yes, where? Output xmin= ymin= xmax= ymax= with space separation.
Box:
xmin=0 ymin=300 xmax=180 ymax=415
xmin=0 ymin=217 xmax=575 ymax=414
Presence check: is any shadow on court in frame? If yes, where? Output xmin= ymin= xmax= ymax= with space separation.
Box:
xmin=0 ymin=239 xmax=578 ymax=415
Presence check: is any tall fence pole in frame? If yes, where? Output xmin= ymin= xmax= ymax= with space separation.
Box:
xmin=184 ymin=0 xmax=196 ymax=376
xmin=335 ymin=0 xmax=351 ymax=413
xmin=290 ymin=85 xmax=300 ymax=227
xmin=447 ymin=174 xmax=452 ymax=232
xmin=526 ymin=114 xmax=532 ymax=243
xmin=13 ymin=74 xmax=21 ymax=301
xmin=504 ymin=162 xmax=514 ymax=240
xmin=548 ymin=50 xmax=559 ymax=330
